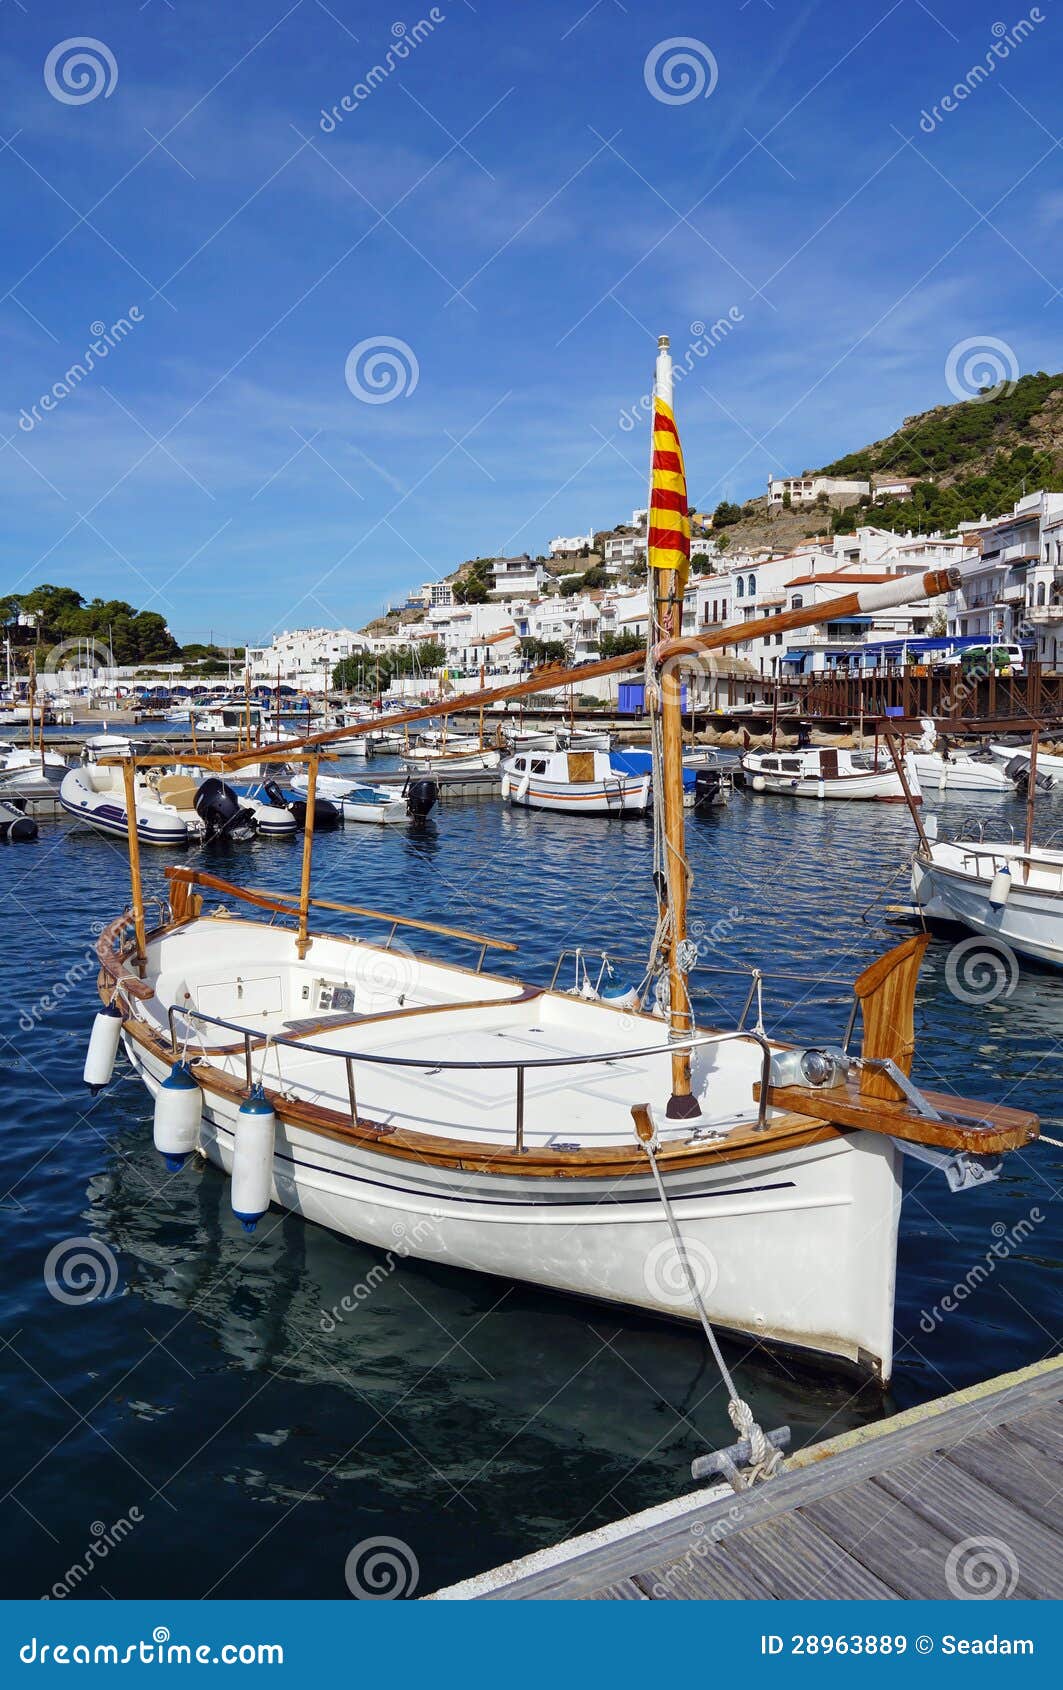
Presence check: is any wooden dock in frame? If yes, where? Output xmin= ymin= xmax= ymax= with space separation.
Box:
xmin=430 ymin=1354 xmax=1063 ymax=1600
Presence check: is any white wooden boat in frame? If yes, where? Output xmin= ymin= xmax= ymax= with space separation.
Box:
xmin=404 ymin=735 xmax=500 ymax=773
xmin=741 ymin=746 xmax=921 ymax=802
xmin=501 ymin=748 xmax=650 ymax=814
xmin=502 ymin=728 xmax=556 ymax=753
xmin=556 ymin=726 xmax=612 ymax=752
xmin=94 ymin=877 xmax=1036 ymax=1387
xmin=290 ymin=769 xmax=406 ymax=825
xmin=912 ymin=837 xmax=1063 ymax=969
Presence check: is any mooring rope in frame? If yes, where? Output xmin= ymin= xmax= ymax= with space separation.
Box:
xmin=639 ymin=1128 xmax=783 ymax=1490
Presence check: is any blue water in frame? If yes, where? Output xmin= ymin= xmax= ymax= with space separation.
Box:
xmin=1 ymin=764 xmax=1060 ymax=1599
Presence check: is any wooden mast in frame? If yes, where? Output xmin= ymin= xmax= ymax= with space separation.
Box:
xmin=650 ymin=335 xmax=698 ymax=1119
xmin=296 ymin=754 xmax=318 ymax=959
xmin=1023 ymin=727 xmax=1040 ymax=878
xmin=121 ymin=757 xmax=147 ymax=975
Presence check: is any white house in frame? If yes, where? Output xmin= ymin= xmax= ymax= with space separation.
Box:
xmin=489 ymin=556 xmax=549 ymax=597
xmin=246 ymin=626 xmax=367 ymax=690
xmin=767 ymin=473 xmax=870 ymax=507
xmin=549 ymin=530 xmax=594 ymax=557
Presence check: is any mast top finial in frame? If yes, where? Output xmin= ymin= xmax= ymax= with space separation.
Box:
xmin=658 ymin=334 xmax=670 ymax=349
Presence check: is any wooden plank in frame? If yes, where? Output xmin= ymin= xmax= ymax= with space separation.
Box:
xmin=874 ymin=1457 xmax=1063 ymax=1599
xmin=582 ymin=1580 xmax=647 ymax=1600
xmin=799 ymin=1488 xmax=961 ymax=1600
xmin=760 ymin=1078 xmax=1038 ymax=1153
xmin=631 ymin=1545 xmax=770 ymax=1602
xmin=720 ymin=1512 xmax=900 ymax=1600
xmin=1003 ymin=1404 xmax=1063 ymax=1458
xmin=944 ymin=1427 xmax=1063 ymax=1535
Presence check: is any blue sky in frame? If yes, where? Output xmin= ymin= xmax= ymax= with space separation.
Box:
xmin=1 ymin=0 xmax=1060 ymax=644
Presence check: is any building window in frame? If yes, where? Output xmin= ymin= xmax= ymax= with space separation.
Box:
xmin=1038 ymin=582 xmax=1047 ymax=606
xmin=747 ymin=575 xmax=756 ymax=596
xmin=791 ymin=594 xmax=803 ymax=609
xmin=736 ymin=578 xmax=744 ymax=599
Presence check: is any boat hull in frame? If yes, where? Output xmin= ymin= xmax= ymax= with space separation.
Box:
xmin=126 ymin=1033 xmax=901 ymax=1382
xmin=503 ymin=773 xmax=651 ymax=815
xmin=912 ymin=847 xmax=1063 ymax=968
xmin=911 ymin=753 xmax=1014 ymax=794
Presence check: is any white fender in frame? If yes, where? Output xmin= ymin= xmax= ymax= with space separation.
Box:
xmin=989 ymin=866 xmax=1012 ymax=908
xmin=153 ymin=1061 xmax=203 ymax=1169
xmin=516 ymin=773 xmax=531 ymax=802
xmin=83 ymin=1003 xmax=123 ymax=1093
xmin=499 ymin=773 xmax=511 ymax=800
xmin=231 ymin=1087 xmax=276 ymax=1233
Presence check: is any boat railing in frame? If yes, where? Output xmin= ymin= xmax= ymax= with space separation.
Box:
xmin=547 ymin=946 xmax=853 ymax=1031
xmin=163 ymin=1002 xmax=775 ymax=1149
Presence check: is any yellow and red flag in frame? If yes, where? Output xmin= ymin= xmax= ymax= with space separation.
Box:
xmin=647 ymin=395 xmax=690 ymax=591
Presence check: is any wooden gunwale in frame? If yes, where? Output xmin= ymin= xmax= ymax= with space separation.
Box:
xmin=119 ymin=1015 xmax=844 ymax=1178
xmin=757 ymin=1080 xmax=1037 ymax=1154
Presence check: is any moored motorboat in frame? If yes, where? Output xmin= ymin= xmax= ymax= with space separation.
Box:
xmin=501 ymin=747 xmax=650 ymax=814
xmin=61 ymin=764 xmax=206 ymax=846
xmin=290 ymin=769 xmax=408 ymax=824
xmin=740 ymin=745 xmax=921 ymax=801
xmin=908 ymin=720 xmax=1036 ymax=795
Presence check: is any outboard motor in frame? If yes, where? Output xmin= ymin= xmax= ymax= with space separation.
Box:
xmin=693 ymin=768 xmax=723 ymax=812
xmin=194 ymin=777 xmax=257 ymax=841
xmin=262 ymin=779 xmax=291 ymax=809
xmin=1005 ymin=755 xmax=1054 ymax=796
xmin=405 ymin=778 xmax=439 ymax=822
xmin=288 ymin=796 xmax=342 ymax=831
xmin=0 ymin=799 xmax=37 ymax=842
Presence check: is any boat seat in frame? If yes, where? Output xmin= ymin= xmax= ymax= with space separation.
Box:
xmin=155 ymin=774 xmax=199 ymax=812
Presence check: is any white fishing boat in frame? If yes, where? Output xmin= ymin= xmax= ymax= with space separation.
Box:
xmin=404 ymin=733 xmax=500 ymax=773
xmin=907 ymin=721 xmax=1029 ymax=795
xmin=290 ymin=769 xmax=407 ymax=825
xmin=741 ymin=745 xmax=921 ymax=802
xmin=912 ymin=837 xmax=1063 ymax=968
xmin=556 ymin=726 xmax=612 ymax=752
xmin=500 ymin=747 xmax=650 ymax=815
xmin=501 ymin=727 xmax=557 ymax=753
xmin=85 ymin=338 xmax=1037 ymax=1402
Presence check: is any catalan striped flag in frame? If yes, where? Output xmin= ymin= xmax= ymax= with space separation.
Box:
xmin=648 ymin=394 xmax=691 ymax=591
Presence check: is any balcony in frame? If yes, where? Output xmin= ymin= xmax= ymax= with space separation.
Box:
xmin=1002 ymin=583 xmax=1027 ymax=602
xmin=1028 ymin=603 xmax=1063 ymax=624
xmin=757 ymin=590 xmax=786 ymax=607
